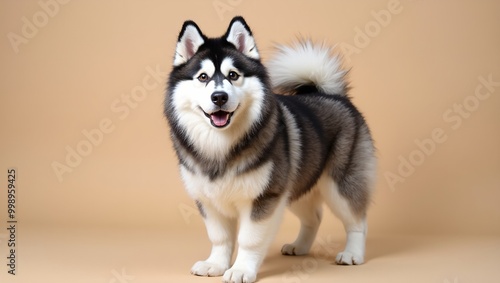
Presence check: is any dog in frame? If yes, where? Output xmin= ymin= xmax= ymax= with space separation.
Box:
xmin=164 ymin=16 xmax=376 ymax=283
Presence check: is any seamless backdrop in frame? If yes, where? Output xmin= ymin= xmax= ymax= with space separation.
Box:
xmin=0 ymin=1 xmax=499 ymax=283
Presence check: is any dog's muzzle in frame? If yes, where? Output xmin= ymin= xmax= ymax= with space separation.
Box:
xmin=199 ymin=91 xmax=236 ymax=128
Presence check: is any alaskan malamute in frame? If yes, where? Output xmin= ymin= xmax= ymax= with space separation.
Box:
xmin=165 ymin=16 xmax=376 ymax=283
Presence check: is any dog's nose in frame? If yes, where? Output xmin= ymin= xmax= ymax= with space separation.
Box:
xmin=211 ymin=91 xmax=228 ymax=107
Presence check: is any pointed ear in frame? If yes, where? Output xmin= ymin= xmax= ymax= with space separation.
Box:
xmin=225 ymin=16 xmax=259 ymax=59
xmin=173 ymin=20 xmax=205 ymax=66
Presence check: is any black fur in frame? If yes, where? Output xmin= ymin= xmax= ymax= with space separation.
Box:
xmin=165 ymin=17 xmax=374 ymax=221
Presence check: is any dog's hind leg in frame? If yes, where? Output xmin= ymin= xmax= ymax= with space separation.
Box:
xmin=335 ymin=216 xmax=367 ymax=265
xmin=281 ymin=189 xmax=323 ymax=256
xmin=319 ymin=175 xmax=369 ymax=265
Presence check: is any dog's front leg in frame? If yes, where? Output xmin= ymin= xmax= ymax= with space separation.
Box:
xmin=191 ymin=202 xmax=236 ymax=277
xmin=223 ymin=198 xmax=287 ymax=283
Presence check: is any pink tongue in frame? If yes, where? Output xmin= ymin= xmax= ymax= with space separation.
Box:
xmin=211 ymin=112 xmax=230 ymax=127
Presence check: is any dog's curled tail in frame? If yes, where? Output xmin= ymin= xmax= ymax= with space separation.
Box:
xmin=267 ymin=40 xmax=348 ymax=95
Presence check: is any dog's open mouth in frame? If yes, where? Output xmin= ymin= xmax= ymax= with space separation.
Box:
xmin=202 ymin=109 xmax=234 ymax=128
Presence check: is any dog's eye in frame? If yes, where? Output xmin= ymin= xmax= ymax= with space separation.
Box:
xmin=198 ymin=73 xmax=209 ymax=82
xmin=228 ymin=71 xmax=240 ymax=81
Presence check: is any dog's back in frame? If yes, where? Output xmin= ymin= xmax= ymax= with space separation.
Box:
xmin=165 ymin=17 xmax=376 ymax=283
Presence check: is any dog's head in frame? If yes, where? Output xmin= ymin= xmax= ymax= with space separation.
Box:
xmin=166 ymin=17 xmax=269 ymax=133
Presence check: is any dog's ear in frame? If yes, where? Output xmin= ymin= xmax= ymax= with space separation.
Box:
xmin=173 ymin=20 xmax=205 ymax=66
xmin=225 ymin=16 xmax=259 ymax=59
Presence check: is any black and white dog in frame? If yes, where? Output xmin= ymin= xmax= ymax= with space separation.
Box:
xmin=165 ymin=16 xmax=376 ymax=283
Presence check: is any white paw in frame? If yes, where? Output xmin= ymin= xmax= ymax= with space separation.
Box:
xmin=222 ymin=267 xmax=257 ymax=283
xmin=191 ymin=260 xmax=228 ymax=277
xmin=335 ymin=251 xmax=364 ymax=265
xmin=281 ymin=243 xmax=309 ymax=256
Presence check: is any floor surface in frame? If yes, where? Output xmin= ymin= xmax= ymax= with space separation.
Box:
xmin=1 ymin=226 xmax=499 ymax=283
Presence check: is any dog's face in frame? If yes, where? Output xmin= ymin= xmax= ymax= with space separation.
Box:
xmin=168 ymin=17 xmax=268 ymax=132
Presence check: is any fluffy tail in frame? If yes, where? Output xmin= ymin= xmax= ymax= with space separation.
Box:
xmin=267 ymin=40 xmax=348 ymax=95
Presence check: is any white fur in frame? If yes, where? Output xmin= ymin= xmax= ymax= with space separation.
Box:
xmin=198 ymin=59 xmax=216 ymax=78
xmin=267 ymin=41 xmax=347 ymax=94
xmin=171 ymin=24 xmax=373 ymax=282
xmin=174 ymin=25 xmax=205 ymax=66
xmin=226 ymin=21 xmax=259 ymax=59
xmin=223 ymin=195 xmax=288 ymax=283
xmin=191 ymin=202 xmax=236 ymax=277
xmin=318 ymin=174 xmax=368 ymax=265
xmin=278 ymin=104 xmax=302 ymax=184
xmin=280 ymin=170 xmax=372 ymax=264
xmin=190 ymin=59 xmax=240 ymax=118
xmin=171 ymin=59 xmax=266 ymax=161
xmin=181 ymin=161 xmax=274 ymax=218
xmin=183 ymin=161 xmax=285 ymax=283
xmin=281 ymin=189 xmax=323 ymax=256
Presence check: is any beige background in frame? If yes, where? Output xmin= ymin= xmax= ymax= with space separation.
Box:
xmin=1 ymin=1 xmax=499 ymax=282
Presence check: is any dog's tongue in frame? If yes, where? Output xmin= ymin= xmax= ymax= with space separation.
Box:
xmin=211 ymin=111 xmax=230 ymax=127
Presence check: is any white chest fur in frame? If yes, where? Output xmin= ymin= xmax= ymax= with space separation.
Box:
xmin=180 ymin=161 xmax=274 ymax=217
xmin=181 ymin=162 xmax=273 ymax=216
